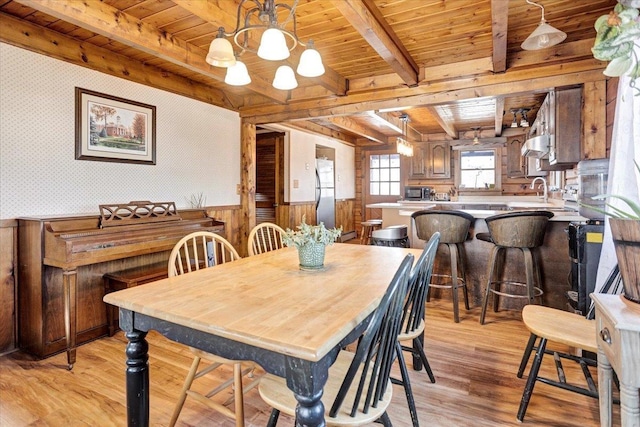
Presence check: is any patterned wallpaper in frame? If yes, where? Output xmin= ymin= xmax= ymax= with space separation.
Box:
xmin=0 ymin=43 xmax=240 ymax=219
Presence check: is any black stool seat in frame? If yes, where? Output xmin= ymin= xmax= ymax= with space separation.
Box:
xmin=412 ymin=209 xmax=475 ymax=323
xmin=478 ymin=210 xmax=554 ymax=324
xmin=371 ymin=225 xmax=410 ymax=248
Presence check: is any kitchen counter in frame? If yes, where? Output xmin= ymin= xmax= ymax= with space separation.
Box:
xmin=366 ymin=197 xmax=588 ymax=222
xmin=365 ymin=197 xmax=585 ymax=311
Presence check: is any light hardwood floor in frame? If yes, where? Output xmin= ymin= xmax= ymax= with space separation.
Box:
xmin=0 ymin=299 xmax=617 ymax=426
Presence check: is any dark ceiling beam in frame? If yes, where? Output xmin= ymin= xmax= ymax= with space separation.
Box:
xmin=13 ymin=0 xmax=289 ymax=104
xmin=326 ymin=116 xmax=389 ymax=144
xmin=173 ymin=0 xmax=347 ymax=96
xmin=491 ymin=0 xmax=509 ymax=73
xmin=0 ymin=12 xmax=240 ymax=109
xmin=331 ymin=0 xmax=419 ymax=86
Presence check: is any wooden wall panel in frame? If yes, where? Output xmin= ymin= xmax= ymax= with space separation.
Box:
xmin=335 ymin=199 xmax=355 ymax=235
xmin=582 ymin=80 xmax=607 ymax=159
xmin=276 ymin=203 xmax=316 ymax=231
xmin=606 ymin=78 xmax=618 ymax=158
xmin=206 ymin=205 xmax=243 ymax=255
xmin=0 ymin=219 xmax=18 ymax=355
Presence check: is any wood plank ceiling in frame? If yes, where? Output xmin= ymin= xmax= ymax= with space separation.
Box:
xmin=0 ymin=0 xmax=616 ymax=145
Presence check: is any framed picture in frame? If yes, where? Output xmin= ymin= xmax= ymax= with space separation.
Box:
xmin=75 ymin=87 xmax=156 ymax=165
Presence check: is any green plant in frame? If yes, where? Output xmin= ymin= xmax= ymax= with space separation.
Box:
xmin=282 ymin=215 xmax=342 ymax=248
xmin=592 ymin=1 xmax=640 ymax=94
xmin=579 ymin=161 xmax=640 ymax=219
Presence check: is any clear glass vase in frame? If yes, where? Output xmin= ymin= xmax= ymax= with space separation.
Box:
xmin=297 ymin=242 xmax=326 ymax=270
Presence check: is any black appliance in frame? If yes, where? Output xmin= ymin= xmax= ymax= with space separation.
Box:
xmin=404 ymin=186 xmax=432 ymax=201
xmin=567 ymin=221 xmax=604 ymax=316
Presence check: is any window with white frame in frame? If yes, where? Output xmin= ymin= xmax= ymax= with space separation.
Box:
xmin=369 ymin=153 xmax=401 ymax=196
xmin=459 ymin=149 xmax=498 ymax=190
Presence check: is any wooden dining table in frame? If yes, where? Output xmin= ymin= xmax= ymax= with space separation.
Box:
xmin=103 ymin=243 xmax=422 ymax=427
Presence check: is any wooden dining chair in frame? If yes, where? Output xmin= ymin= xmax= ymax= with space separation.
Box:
xmin=247 ymin=222 xmax=286 ymax=256
xmin=392 ymin=231 xmax=440 ymax=427
xmin=168 ymin=231 xmax=258 ymax=427
xmin=258 ymin=253 xmax=414 ymax=427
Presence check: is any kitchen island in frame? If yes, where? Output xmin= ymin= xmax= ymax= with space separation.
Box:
xmin=366 ymin=198 xmax=589 ymax=312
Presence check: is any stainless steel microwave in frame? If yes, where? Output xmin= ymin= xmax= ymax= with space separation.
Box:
xmin=404 ymin=186 xmax=431 ymax=200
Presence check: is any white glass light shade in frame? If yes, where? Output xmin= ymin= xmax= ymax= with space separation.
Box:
xmin=297 ymin=46 xmax=325 ymax=77
xmin=258 ymin=28 xmax=290 ymax=61
xmin=521 ymin=22 xmax=566 ymax=50
xmin=225 ymin=60 xmax=251 ymax=86
xmin=272 ymin=65 xmax=298 ymax=90
xmin=206 ymin=37 xmax=236 ymax=67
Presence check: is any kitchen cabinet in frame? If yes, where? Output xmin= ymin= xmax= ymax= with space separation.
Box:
xmin=408 ymin=143 xmax=427 ymax=178
xmin=529 ymin=88 xmax=581 ymax=168
xmin=507 ymin=138 xmax=546 ymax=178
xmin=427 ymin=141 xmax=451 ymax=179
xmin=548 ymin=87 xmax=582 ymax=165
xmin=408 ymin=141 xmax=451 ymax=180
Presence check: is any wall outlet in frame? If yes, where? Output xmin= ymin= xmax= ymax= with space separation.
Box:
xmin=293 ymin=179 xmax=299 ymax=188
xmin=236 ymin=184 xmax=241 ymax=195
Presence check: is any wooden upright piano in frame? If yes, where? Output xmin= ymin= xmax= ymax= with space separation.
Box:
xmin=18 ymin=202 xmax=224 ymax=368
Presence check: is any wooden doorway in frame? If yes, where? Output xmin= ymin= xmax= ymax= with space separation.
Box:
xmin=256 ymin=131 xmax=284 ymax=225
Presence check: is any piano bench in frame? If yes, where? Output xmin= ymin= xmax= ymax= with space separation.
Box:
xmin=103 ymin=263 xmax=168 ymax=336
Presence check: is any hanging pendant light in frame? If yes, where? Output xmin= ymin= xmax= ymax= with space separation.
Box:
xmin=521 ymin=0 xmax=566 ymax=50
xmin=396 ymin=114 xmax=414 ymax=157
xmin=510 ymin=110 xmax=519 ymax=128
xmin=206 ymin=27 xmax=236 ymax=67
xmin=204 ymin=1 xmax=324 ymax=88
xmin=225 ymin=59 xmax=251 ymax=86
xmin=297 ymin=40 xmax=325 ymax=77
xmin=519 ymin=109 xmax=530 ymax=127
xmin=258 ymin=27 xmax=290 ymax=61
xmin=273 ymin=65 xmax=298 ymax=90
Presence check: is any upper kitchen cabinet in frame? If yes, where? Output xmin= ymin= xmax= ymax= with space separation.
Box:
xmin=532 ymin=88 xmax=582 ymax=170
xmin=549 ymin=87 xmax=582 ymax=165
xmin=409 ymin=141 xmax=451 ymax=180
xmin=427 ymin=141 xmax=451 ymax=179
xmin=408 ymin=143 xmax=427 ymax=179
xmin=507 ymin=138 xmax=546 ymax=178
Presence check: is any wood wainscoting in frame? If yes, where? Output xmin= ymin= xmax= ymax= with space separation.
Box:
xmin=0 ymin=219 xmax=18 ymax=355
xmin=276 ymin=202 xmax=316 ymax=230
xmin=275 ymin=199 xmax=355 ymax=240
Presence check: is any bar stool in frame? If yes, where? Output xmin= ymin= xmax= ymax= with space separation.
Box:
xmin=478 ymin=210 xmax=554 ymax=325
xmin=411 ymin=210 xmax=475 ymax=323
xmin=360 ymin=219 xmax=383 ymax=245
xmin=371 ymin=225 xmax=410 ymax=248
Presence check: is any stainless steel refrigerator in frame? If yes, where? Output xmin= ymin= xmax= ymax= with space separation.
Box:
xmin=315 ymin=158 xmax=335 ymax=229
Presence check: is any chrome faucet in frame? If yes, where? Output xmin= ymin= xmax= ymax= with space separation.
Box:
xmin=530 ymin=177 xmax=548 ymax=203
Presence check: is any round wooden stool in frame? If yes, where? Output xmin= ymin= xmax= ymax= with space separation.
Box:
xmin=516 ymin=305 xmax=600 ymax=421
xmin=478 ymin=210 xmax=554 ymax=325
xmin=411 ymin=210 xmax=475 ymax=323
xmin=360 ymin=219 xmax=383 ymax=245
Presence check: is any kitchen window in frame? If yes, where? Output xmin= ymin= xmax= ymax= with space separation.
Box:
xmin=369 ymin=153 xmax=400 ymax=196
xmin=457 ymin=149 xmax=500 ymax=191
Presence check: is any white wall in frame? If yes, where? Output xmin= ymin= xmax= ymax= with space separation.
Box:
xmin=0 ymin=43 xmax=241 ymax=219
xmin=272 ymin=126 xmax=355 ymax=203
